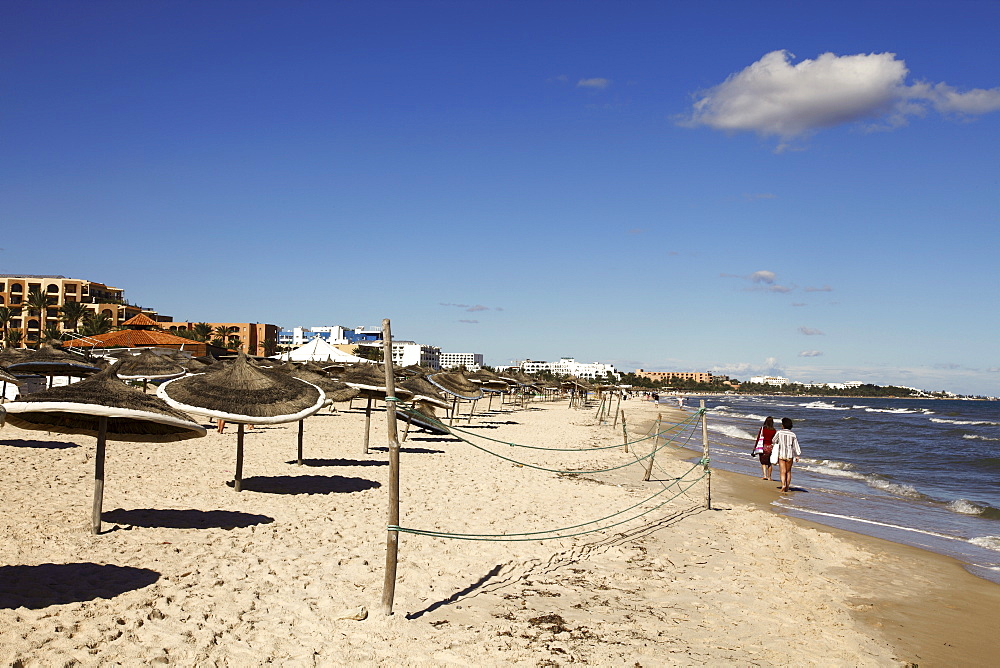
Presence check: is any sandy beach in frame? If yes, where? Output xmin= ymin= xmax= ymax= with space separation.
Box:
xmin=1 ymin=393 xmax=998 ymax=666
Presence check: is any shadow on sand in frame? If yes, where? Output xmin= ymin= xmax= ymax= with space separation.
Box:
xmin=289 ymin=458 xmax=388 ymax=467
xmin=0 ymin=563 xmax=160 ymax=609
xmin=1 ymin=439 xmax=79 ymax=450
xmin=102 ymin=508 xmax=274 ymax=530
xmin=229 ymin=475 xmax=380 ymax=495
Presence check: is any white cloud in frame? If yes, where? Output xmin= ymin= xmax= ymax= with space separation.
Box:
xmin=750 ymin=270 xmax=776 ymax=284
xmin=578 ymin=77 xmax=611 ymax=90
xmin=804 ymin=285 xmax=833 ymax=292
xmin=799 ymin=327 xmax=824 ymax=335
xmin=799 ymin=350 xmax=823 ymax=357
xmin=681 ymin=50 xmax=1000 ymax=141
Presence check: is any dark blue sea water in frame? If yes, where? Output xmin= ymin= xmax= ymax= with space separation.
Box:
xmin=670 ymin=396 xmax=1000 ymax=583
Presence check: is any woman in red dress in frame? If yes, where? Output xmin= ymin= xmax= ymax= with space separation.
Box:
xmin=754 ymin=416 xmax=777 ymax=480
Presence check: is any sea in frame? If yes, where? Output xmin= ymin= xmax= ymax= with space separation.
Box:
xmin=663 ymin=395 xmax=1000 ymax=584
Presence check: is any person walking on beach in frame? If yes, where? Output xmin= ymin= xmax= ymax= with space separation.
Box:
xmin=770 ymin=417 xmax=800 ymax=492
xmin=753 ymin=416 xmax=777 ymax=480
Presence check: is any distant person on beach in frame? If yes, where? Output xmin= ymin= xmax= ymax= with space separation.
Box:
xmin=651 ymin=393 xmax=659 ymax=404
xmin=753 ymin=416 xmax=777 ymax=480
xmin=677 ymin=397 xmax=684 ymax=409
xmin=770 ymin=417 xmax=801 ymax=492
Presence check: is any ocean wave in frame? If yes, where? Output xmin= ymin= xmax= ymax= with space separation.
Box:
xmin=798 ymin=401 xmax=849 ymax=411
xmin=707 ymin=423 xmax=757 ymax=440
xmin=947 ymin=500 xmax=1000 ymax=520
xmin=863 ymin=407 xmax=927 ymax=414
xmin=866 ymin=478 xmax=923 ymax=499
xmin=800 ymin=464 xmax=867 ymax=481
xmin=963 ymin=434 xmax=1000 ymax=441
xmin=930 ymin=418 xmax=1000 ymax=426
xmin=713 ymin=410 xmax=769 ymax=422
xmin=969 ymin=536 xmax=1000 ymax=552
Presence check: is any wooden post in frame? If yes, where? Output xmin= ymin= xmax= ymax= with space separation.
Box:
xmin=613 ymin=405 xmax=620 ymax=428
xmin=297 ymin=419 xmax=304 ymax=465
xmin=595 ymin=394 xmax=605 ymax=422
xmin=363 ymin=396 xmax=373 ymax=454
xmin=381 ymin=318 xmax=401 ymax=616
xmin=234 ymin=423 xmax=245 ymax=492
xmin=621 ymin=411 xmax=629 ymax=453
xmin=467 ymin=399 xmax=477 ymax=424
xmin=91 ymin=416 xmax=108 ymax=535
xmin=644 ymin=413 xmax=661 ymax=482
xmin=449 ymin=396 xmax=458 ymax=426
xmin=701 ymin=399 xmax=711 ymax=510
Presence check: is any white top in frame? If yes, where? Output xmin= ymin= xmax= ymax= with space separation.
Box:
xmin=772 ymin=429 xmax=801 ymax=460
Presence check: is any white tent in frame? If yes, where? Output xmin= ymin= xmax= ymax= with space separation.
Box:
xmin=273 ymin=337 xmax=369 ymax=363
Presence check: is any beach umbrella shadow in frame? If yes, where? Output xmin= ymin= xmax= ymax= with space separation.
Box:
xmin=102 ymin=508 xmax=274 ymax=529
xmin=0 ymin=563 xmax=160 ymax=609
xmin=1 ymin=438 xmax=79 ymax=449
xmin=289 ymin=458 xmax=389 ymax=467
xmin=369 ymin=445 xmax=447 ymax=454
xmin=228 ymin=474 xmax=381 ymax=495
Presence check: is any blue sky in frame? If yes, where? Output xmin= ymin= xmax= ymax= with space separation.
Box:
xmin=3 ymin=1 xmax=998 ymax=395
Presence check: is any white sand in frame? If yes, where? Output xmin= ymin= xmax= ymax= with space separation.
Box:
xmin=0 ymin=395 xmax=902 ymax=665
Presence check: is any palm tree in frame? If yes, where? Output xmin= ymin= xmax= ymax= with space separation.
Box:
xmin=192 ymin=322 xmax=212 ymax=342
xmin=60 ymin=301 xmax=88 ymax=333
xmin=262 ymin=338 xmax=278 ymax=356
xmin=24 ymin=289 xmax=52 ymax=347
xmin=80 ymin=312 xmax=112 ymax=336
xmin=228 ymin=336 xmax=243 ymax=351
xmin=0 ymin=307 xmax=12 ymax=348
xmin=4 ymin=328 xmax=23 ymax=349
xmin=42 ymin=324 xmax=63 ymax=343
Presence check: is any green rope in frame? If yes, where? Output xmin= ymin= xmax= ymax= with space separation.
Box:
xmin=398 ymin=403 xmax=705 ymax=451
xmin=409 ymin=414 xmax=703 ymax=475
xmin=388 ymin=468 xmax=707 ymax=542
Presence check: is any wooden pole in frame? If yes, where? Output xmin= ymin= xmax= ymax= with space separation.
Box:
xmin=91 ymin=416 xmax=108 ymax=535
xmin=449 ymin=396 xmax=458 ymax=426
xmin=467 ymin=399 xmax=477 ymax=424
xmin=381 ymin=318 xmax=401 ymax=616
xmin=363 ymin=396 xmax=373 ymax=454
xmin=234 ymin=423 xmax=245 ymax=492
xmin=613 ymin=405 xmax=620 ymax=427
xmin=621 ymin=410 xmax=629 ymax=453
xmin=701 ymin=399 xmax=711 ymax=510
xmin=297 ymin=419 xmax=304 ymax=465
xmin=643 ymin=413 xmax=661 ymax=482
xmin=595 ymin=394 xmax=605 ymax=422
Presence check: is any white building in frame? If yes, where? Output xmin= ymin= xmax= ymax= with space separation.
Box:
xmin=517 ymin=357 xmax=619 ymax=380
xmin=749 ymin=375 xmax=790 ymax=386
xmin=439 ymin=352 xmax=484 ymax=371
xmin=355 ymin=340 xmax=441 ymax=369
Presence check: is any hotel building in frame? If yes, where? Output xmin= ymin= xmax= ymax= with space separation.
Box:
xmin=165 ymin=322 xmax=280 ymax=357
xmin=0 ymin=274 xmax=168 ymax=345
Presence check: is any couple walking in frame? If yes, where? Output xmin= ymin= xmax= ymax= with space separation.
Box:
xmin=752 ymin=416 xmax=800 ymax=492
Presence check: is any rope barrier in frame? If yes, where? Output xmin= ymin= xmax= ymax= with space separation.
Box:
xmin=394 ymin=407 xmax=704 ymax=475
xmin=388 ymin=466 xmax=707 ymax=542
xmin=397 ymin=402 xmax=705 ymax=452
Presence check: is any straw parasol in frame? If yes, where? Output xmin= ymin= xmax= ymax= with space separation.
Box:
xmin=341 ymin=364 xmax=414 ymax=454
xmin=6 ymin=344 xmax=101 ymax=387
xmin=468 ymin=368 xmax=510 ymax=411
xmin=157 ymin=352 xmax=325 ymax=491
xmin=2 ymin=365 xmax=206 ymax=533
xmin=428 ymin=368 xmax=484 ymax=425
xmin=398 ymin=375 xmax=450 ymax=409
xmin=0 ymin=366 xmax=22 ymax=404
xmin=114 ymin=349 xmax=186 ymax=390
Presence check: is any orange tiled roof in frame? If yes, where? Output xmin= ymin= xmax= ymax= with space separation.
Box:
xmin=64 ymin=329 xmax=203 ymax=348
xmin=122 ymin=313 xmax=160 ymax=328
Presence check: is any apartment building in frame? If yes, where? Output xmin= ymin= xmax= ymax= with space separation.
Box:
xmin=439 ymin=352 xmax=484 ymax=371
xmin=634 ymin=369 xmax=716 ymax=383
xmin=519 ymin=357 xmax=619 ymax=379
xmin=165 ymin=322 xmax=280 ymax=356
xmin=0 ymin=274 xmax=167 ymax=344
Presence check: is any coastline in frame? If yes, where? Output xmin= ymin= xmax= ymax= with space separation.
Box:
xmin=0 ymin=395 xmax=997 ymax=664
xmin=650 ymin=405 xmax=1000 ymax=667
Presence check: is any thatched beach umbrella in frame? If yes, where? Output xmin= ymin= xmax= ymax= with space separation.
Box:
xmin=0 ymin=366 xmax=22 ymax=404
xmin=6 ymin=344 xmax=101 ymax=388
xmin=157 ymin=352 xmax=325 ymax=491
xmin=428 ymin=368 xmax=484 ymax=425
xmin=396 ymin=376 xmax=450 ymax=440
xmin=468 ymin=368 xmax=510 ymax=411
xmin=341 ymin=364 xmax=414 ymax=454
xmin=114 ymin=348 xmax=186 ymax=391
xmin=2 ymin=366 xmax=206 ymax=533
